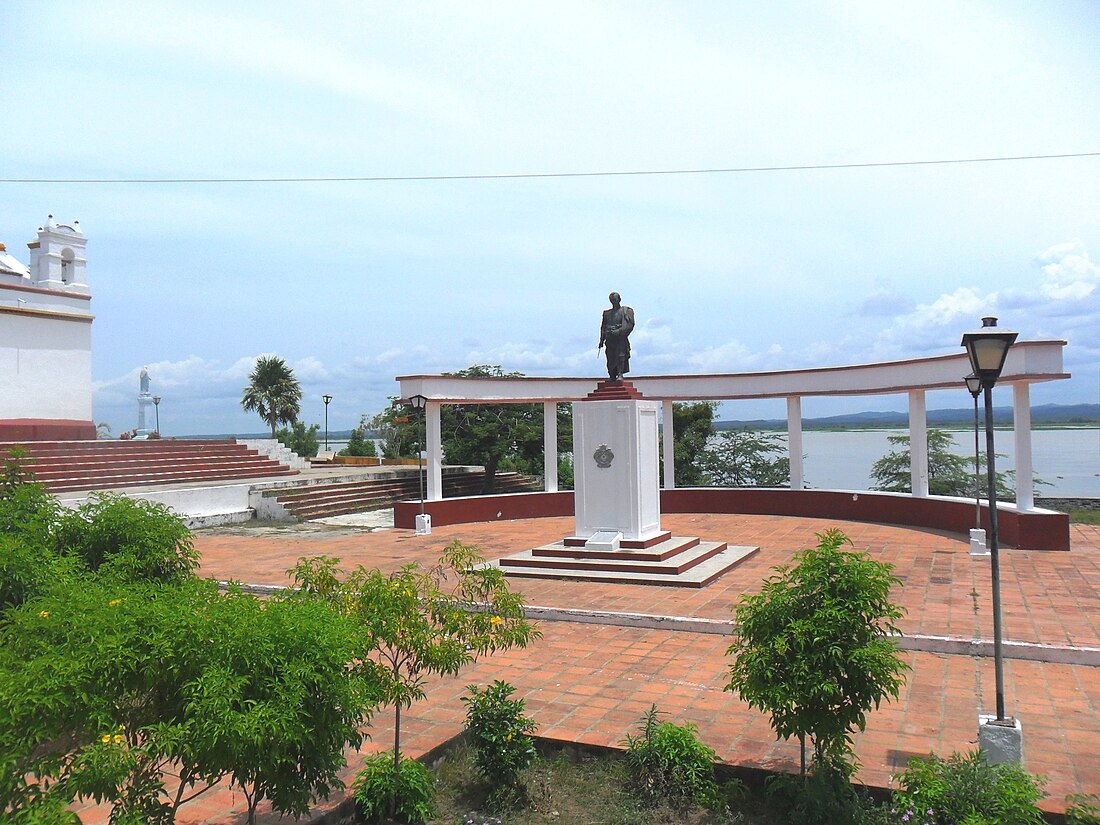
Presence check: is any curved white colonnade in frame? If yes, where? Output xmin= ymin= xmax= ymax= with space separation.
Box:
xmin=396 ymin=340 xmax=1068 ymax=510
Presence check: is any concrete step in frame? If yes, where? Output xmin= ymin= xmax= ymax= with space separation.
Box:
xmin=31 ymin=455 xmax=280 ymax=475
xmin=271 ymin=471 xmax=541 ymax=520
xmin=43 ymin=466 xmax=298 ymax=493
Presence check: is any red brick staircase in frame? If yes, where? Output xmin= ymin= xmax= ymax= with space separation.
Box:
xmin=268 ymin=470 xmax=541 ymax=520
xmin=2 ymin=439 xmax=298 ymax=493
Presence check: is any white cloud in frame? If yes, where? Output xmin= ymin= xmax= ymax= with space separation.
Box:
xmin=1037 ymin=241 xmax=1098 ymax=301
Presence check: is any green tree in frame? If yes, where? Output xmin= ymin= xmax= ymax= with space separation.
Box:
xmin=340 ymin=418 xmax=377 ymax=457
xmin=241 ymin=355 xmax=302 ymax=437
xmin=1 ymin=447 xmax=60 ymax=556
xmin=187 ymin=590 xmax=380 ymax=825
xmin=870 ymin=429 xmax=1014 ymax=498
xmin=276 ymin=421 xmax=320 ymax=458
xmin=702 ymin=428 xmax=791 ymax=487
xmin=289 ymin=541 xmax=540 ymax=817
xmin=1 ymin=577 xmax=380 ymax=825
xmin=725 ymin=529 xmax=909 ymax=774
xmin=368 ymin=399 xmax=419 ymax=459
xmin=1 ymin=470 xmax=381 ymax=825
xmin=670 ymin=402 xmax=716 ymax=487
xmin=51 ymin=494 xmax=198 ymax=584
xmin=440 ymin=366 xmax=543 ymax=493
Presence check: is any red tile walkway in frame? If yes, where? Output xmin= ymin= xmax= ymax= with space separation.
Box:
xmin=74 ymin=515 xmax=1099 ymax=823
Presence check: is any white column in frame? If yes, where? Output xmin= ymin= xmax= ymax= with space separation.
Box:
xmin=786 ymin=396 xmax=804 ymax=490
xmin=909 ymin=390 xmax=929 ymax=497
xmin=426 ymin=401 xmax=443 ymax=501
xmin=662 ymin=399 xmax=676 ymax=489
xmin=1013 ymin=383 xmax=1034 ymax=512
xmin=543 ymin=401 xmax=558 ymax=492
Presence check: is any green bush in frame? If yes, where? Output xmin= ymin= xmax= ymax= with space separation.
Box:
xmin=0 ymin=447 xmax=59 ymax=548
xmin=765 ymin=754 xmax=883 ymax=825
xmin=892 ymin=750 xmax=1045 ymax=825
xmin=621 ymin=704 xmax=724 ymax=809
xmin=1066 ymin=793 xmax=1100 ymax=825
xmin=462 ymin=680 xmax=538 ymax=802
xmin=51 ymin=494 xmax=197 ymax=584
xmin=726 ymin=529 xmax=909 ymax=772
xmin=340 ymin=423 xmax=377 ymax=457
xmin=353 ymin=752 xmax=434 ymax=824
xmin=276 ymin=421 xmax=320 ymax=458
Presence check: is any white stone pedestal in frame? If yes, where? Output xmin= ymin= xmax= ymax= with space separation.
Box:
xmin=572 ymin=397 xmax=661 ymax=542
xmin=969 ymin=528 xmax=989 ymax=556
xmin=979 ymin=715 xmax=1023 ymax=765
xmin=415 ymin=513 xmax=432 ymax=535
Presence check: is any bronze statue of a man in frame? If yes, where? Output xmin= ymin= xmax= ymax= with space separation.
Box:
xmin=598 ymin=292 xmax=635 ymax=382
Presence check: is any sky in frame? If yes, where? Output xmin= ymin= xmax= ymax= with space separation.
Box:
xmin=1 ymin=0 xmax=1098 ymax=436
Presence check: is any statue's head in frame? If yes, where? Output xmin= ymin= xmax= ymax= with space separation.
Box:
xmin=609 ymin=292 xmax=621 ymax=306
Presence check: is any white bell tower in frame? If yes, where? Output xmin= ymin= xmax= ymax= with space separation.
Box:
xmin=28 ymin=214 xmax=89 ymax=292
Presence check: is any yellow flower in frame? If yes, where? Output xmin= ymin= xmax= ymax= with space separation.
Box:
xmin=38 ymin=610 xmax=49 ymax=618
xmin=101 ymin=734 xmax=111 ymax=744
xmin=109 ymin=599 xmax=123 ymax=607
xmin=113 ymin=734 xmax=124 ymax=745
xmin=490 ymin=616 xmax=503 ymax=627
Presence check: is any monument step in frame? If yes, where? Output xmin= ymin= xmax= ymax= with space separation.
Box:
xmin=563 ymin=530 xmax=673 ymax=549
xmin=535 ymin=535 xmax=700 ymax=562
xmin=494 ymin=544 xmax=759 ymax=588
xmin=501 ymin=539 xmax=728 ymax=576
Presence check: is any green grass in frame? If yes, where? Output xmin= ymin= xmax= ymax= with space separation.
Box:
xmin=1069 ymin=509 xmax=1100 ymax=525
xmin=423 ymin=741 xmax=783 ymax=825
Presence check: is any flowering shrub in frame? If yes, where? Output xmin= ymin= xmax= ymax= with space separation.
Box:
xmin=622 ymin=704 xmax=724 ymax=809
xmin=462 ymin=680 xmax=538 ymax=803
xmin=354 ymin=752 xmax=434 ymax=824
xmin=892 ymin=749 xmax=1045 ymax=825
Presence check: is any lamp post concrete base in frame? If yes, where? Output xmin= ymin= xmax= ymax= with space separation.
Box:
xmin=969 ymin=528 xmax=989 ymax=556
xmin=978 ymin=715 xmax=1023 ymax=765
xmin=415 ymin=513 xmax=432 ymax=535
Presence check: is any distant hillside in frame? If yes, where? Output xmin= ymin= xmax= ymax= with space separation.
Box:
xmin=716 ymin=403 xmax=1100 ymax=431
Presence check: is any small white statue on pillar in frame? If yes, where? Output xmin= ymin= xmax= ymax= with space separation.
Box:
xmin=137 ymin=366 xmax=154 ymax=436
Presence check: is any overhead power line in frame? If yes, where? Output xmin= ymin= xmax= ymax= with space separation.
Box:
xmin=2 ymin=151 xmax=1097 ymax=185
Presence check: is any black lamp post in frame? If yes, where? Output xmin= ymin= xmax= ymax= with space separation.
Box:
xmin=322 ymin=394 xmax=333 ymax=450
xmin=965 ymin=374 xmax=983 ymax=535
xmin=961 ymin=316 xmax=1018 ymax=723
xmin=409 ymin=394 xmax=427 ymax=518
xmin=152 ymin=396 xmax=161 ymax=435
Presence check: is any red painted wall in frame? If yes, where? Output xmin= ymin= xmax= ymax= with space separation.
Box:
xmin=393 ymin=488 xmax=1070 ymax=551
xmin=0 ymin=419 xmax=97 ymax=441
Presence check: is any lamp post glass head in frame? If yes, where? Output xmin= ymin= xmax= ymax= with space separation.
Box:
xmin=964 ymin=374 xmax=982 ymax=398
xmin=323 ymin=394 xmax=332 ymax=405
xmin=961 ymin=316 xmax=1018 ymax=389
xmin=409 ymin=394 xmax=427 ymax=411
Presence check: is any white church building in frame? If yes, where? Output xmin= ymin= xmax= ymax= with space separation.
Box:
xmin=0 ymin=215 xmax=95 ymax=441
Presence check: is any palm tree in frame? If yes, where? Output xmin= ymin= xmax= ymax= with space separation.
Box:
xmin=241 ymin=356 xmax=302 ymax=437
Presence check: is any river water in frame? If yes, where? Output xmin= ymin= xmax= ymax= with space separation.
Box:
xmin=325 ymin=429 xmax=1099 ymax=497
xmin=799 ymin=428 xmax=1099 ymax=496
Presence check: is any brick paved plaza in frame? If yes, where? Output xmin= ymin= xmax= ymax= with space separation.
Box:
xmin=74 ymin=513 xmax=1100 ymax=823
